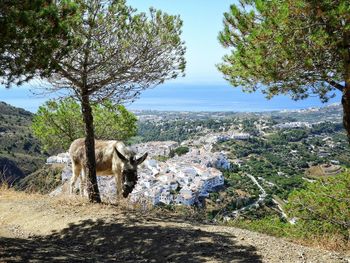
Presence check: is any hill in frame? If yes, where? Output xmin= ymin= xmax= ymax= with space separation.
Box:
xmin=0 ymin=101 xmax=47 ymax=184
xmin=0 ymin=189 xmax=348 ymax=263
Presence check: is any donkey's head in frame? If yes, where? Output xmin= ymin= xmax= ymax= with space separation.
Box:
xmin=115 ymin=148 xmax=148 ymax=198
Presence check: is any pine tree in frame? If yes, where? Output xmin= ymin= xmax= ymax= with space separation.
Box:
xmin=218 ymin=0 xmax=350 ymax=140
xmin=43 ymin=0 xmax=186 ymax=202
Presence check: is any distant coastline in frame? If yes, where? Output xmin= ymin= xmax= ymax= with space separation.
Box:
xmin=0 ymin=83 xmax=342 ymax=113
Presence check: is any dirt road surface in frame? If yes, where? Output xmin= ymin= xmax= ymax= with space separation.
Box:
xmin=0 ymin=190 xmax=349 ymax=263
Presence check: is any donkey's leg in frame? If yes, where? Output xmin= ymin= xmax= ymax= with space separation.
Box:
xmin=115 ymin=174 xmax=122 ymax=198
xmin=112 ymin=161 xmax=122 ymax=198
xmin=70 ymin=162 xmax=82 ymax=195
xmin=69 ymin=162 xmax=81 ymax=194
xmin=80 ymin=167 xmax=87 ymax=197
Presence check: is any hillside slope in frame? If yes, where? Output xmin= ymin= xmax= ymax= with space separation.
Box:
xmin=0 ymin=102 xmax=46 ymax=184
xmin=0 ymin=190 xmax=348 ymax=263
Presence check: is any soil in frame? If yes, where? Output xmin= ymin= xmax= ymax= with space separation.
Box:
xmin=0 ymin=189 xmax=349 ymax=263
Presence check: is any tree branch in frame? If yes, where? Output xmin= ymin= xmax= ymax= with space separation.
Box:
xmin=327 ymin=80 xmax=344 ymax=92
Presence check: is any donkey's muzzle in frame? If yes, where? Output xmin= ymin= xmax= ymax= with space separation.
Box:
xmin=122 ymin=184 xmax=134 ymax=198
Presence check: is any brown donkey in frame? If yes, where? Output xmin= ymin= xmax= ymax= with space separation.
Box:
xmin=69 ymin=138 xmax=148 ymax=198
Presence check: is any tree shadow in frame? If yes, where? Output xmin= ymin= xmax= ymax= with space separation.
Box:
xmin=117 ymin=208 xmax=207 ymax=226
xmin=0 ymin=219 xmax=262 ymax=262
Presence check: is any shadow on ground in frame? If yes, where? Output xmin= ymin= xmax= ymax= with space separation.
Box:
xmin=0 ymin=218 xmax=262 ymax=262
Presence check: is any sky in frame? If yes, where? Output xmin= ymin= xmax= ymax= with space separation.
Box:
xmin=0 ymin=1 xmax=342 ymax=112
xmin=128 ymin=0 xmax=235 ymax=84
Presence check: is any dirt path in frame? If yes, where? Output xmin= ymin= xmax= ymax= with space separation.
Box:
xmin=230 ymin=174 xmax=267 ymax=217
xmin=0 ymin=190 xmax=349 ymax=263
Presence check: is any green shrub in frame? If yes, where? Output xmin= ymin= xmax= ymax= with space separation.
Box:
xmin=170 ymin=146 xmax=189 ymax=157
xmin=228 ymin=216 xmax=291 ymax=238
xmin=285 ymin=172 xmax=350 ymax=241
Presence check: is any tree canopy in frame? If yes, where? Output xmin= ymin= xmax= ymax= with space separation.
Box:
xmin=218 ymin=0 xmax=350 ymax=138
xmin=0 ymin=0 xmax=78 ymax=87
xmin=32 ymin=98 xmax=137 ymax=153
xmin=46 ymin=0 xmax=186 ymax=103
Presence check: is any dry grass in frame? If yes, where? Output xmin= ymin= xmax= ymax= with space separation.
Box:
xmin=305 ymin=164 xmax=344 ymax=178
xmin=305 ymin=165 xmax=325 ymax=177
xmin=296 ymin=234 xmax=350 ymax=253
xmin=0 ymin=185 xmax=42 ymax=201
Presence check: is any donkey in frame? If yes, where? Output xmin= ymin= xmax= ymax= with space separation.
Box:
xmin=69 ymin=138 xmax=147 ymax=198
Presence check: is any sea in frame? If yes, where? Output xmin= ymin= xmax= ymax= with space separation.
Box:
xmin=0 ymin=83 xmax=342 ymax=113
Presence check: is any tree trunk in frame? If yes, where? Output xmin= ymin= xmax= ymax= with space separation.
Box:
xmin=342 ymin=86 xmax=350 ymax=143
xmin=342 ymin=39 xmax=350 ymax=143
xmin=81 ymin=92 xmax=101 ymax=203
xmin=342 ymin=30 xmax=350 ymax=143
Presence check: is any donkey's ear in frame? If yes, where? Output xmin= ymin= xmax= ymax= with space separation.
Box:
xmin=115 ymin=147 xmax=127 ymax=162
xmin=136 ymin=153 xmax=148 ymax=165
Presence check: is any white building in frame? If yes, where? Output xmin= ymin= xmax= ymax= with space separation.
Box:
xmin=274 ymin=122 xmax=311 ymax=129
xmin=46 ymin=152 xmax=71 ymax=164
xmin=176 ymin=189 xmax=196 ymax=205
xmin=135 ymin=141 xmax=178 ymax=158
xmin=159 ymin=190 xmax=173 ymax=205
xmin=213 ymin=152 xmax=231 ymax=170
xmin=231 ymin=133 xmax=250 ymax=140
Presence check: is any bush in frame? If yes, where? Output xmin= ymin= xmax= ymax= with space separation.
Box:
xmin=285 ymin=172 xmax=350 ymax=241
xmin=170 ymin=146 xmax=189 ymax=157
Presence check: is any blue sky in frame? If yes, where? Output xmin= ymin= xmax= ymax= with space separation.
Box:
xmin=128 ymin=0 xmax=235 ymax=84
